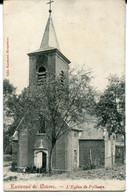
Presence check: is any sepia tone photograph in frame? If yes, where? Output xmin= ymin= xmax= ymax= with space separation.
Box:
xmin=3 ymin=0 xmax=126 ymax=191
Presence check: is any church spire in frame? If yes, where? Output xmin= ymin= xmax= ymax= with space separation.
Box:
xmin=40 ymin=0 xmax=60 ymax=50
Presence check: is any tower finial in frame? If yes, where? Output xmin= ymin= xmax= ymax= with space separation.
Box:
xmin=47 ymin=0 xmax=54 ymax=14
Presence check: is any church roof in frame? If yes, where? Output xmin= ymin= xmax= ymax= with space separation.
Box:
xmin=28 ymin=47 xmax=71 ymax=64
xmin=40 ymin=14 xmax=60 ymax=50
xmin=27 ymin=11 xmax=71 ymax=64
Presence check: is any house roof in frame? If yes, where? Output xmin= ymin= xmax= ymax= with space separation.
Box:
xmin=67 ymin=114 xmax=99 ymax=131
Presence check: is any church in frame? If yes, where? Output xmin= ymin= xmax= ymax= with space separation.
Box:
xmin=12 ymin=3 xmax=116 ymax=172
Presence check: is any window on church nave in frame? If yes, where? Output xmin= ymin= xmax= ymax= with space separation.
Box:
xmin=74 ymin=150 xmax=77 ymax=163
xmin=37 ymin=66 xmax=46 ymax=85
xmin=38 ymin=115 xmax=46 ymax=134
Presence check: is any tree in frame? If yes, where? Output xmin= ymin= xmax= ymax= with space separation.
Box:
xmin=13 ymin=69 xmax=96 ymax=173
xmin=3 ymin=79 xmax=17 ymax=129
xmin=3 ymin=80 xmax=29 ymax=153
xmin=95 ymin=75 xmax=125 ymax=151
xmin=3 ymin=79 xmax=17 ymax=153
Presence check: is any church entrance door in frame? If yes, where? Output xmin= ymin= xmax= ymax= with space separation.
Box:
xmin=34 ymin=150 xmax=48 ymax=172
xmin=36 ymin=152 xmax=42 ymax=169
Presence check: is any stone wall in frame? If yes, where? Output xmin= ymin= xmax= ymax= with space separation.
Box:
xmin=12 ymin=141 xmax=18 ymax=165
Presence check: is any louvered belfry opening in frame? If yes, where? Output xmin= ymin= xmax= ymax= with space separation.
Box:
xmin=37 ymin=66 xmax=46 ymax=85
xmin=60 ymin=70 xmax=65 ymax=86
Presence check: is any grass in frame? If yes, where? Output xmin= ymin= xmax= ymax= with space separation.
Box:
xmin=3 ymin=158 xmax=125 ymax=181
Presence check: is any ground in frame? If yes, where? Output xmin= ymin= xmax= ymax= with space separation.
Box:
xmin=3 ymin=154 xmax=125 ymax=181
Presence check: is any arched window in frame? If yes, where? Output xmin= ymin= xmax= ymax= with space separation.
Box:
xmin=37 ymin=66 xmax=46 ymax=85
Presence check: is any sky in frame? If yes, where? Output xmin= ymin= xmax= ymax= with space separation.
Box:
xmin=3 ymin=0 xmax=125 ymax=93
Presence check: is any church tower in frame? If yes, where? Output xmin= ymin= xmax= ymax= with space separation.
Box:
xmin=27 ymin=4 xmax=71 ymax=86
xmin=11 ymin=1 xmax=85 ymax=173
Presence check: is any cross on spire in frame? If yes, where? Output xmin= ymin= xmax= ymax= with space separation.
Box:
xmin=47 ymin=0 xmax=54 ymax=14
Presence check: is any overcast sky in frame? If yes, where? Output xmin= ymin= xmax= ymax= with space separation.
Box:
xmin=4 ymin=0 xmax=125 ymax=93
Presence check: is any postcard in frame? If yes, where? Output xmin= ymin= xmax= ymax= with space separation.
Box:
xmin=3 ymin=0 xmax=126 ymax=191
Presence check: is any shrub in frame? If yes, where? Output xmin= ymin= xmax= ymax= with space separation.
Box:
xmin=25 ymin=166 xmax=31 ymax=173
xmin=11 ymin=162 xmax=17 ymax=171
xmin=83 ymin=162 xmax=96 ymax=170
xmin=31 ymin=165 xmax=37 ymax=173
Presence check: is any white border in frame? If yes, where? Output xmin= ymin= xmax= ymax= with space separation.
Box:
xmin=0 ymin=3 xmax=3 ymax=194
xmin=0 ymin=2 xmax=127 ymax=196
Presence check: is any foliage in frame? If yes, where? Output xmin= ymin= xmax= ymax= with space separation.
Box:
xmin=3 ymin=80 xmax=17 ymax=128
xmin=95 ymin=75 xmax=125 ymax=136
xmin=9 ymin=68 xmax=96 ymax=172
xmin=3 ymin=79 xmax=16 ymax=97
xmin=29 ymin=69 xmax=96 ymax=139
xmin=3 ymin=80 xmax=17 ymax=153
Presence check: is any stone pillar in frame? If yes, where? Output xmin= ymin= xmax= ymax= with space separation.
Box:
xmin=104 ymin=130 xmax=112 ymax=167
xmin=18 ymin=128 xmax=28 ymax=171
xmin=104 ymin=129 xmax=116 ymax=168
xmin=110 ymin=133 xmax=116 ymax=166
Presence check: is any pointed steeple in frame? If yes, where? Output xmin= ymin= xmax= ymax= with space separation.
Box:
xmin=40 ymin=14 xmax=60 ymax=50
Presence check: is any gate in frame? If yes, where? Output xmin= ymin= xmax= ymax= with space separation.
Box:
xmin=115 ymin=146 xmax=124 ymax=165
xmin=79 ymin=139 xmax=105 ymax=169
